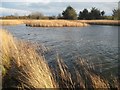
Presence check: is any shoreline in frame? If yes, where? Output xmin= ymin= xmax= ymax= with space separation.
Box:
xmin=0 ymin=19 xmax=120 ymax=26
xmin=78 ymin=20 xmax=120 ymax=26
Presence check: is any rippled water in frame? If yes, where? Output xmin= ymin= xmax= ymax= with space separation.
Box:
xmin=2 ymin=24 xmax=119 ymax=76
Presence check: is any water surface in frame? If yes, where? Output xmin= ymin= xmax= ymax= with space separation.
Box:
xmin=2 ymin=24 xmax=118 ymax=76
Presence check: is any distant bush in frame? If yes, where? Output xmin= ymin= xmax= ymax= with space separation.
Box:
xmin=28 ymin=12 xmax=47 ymax=19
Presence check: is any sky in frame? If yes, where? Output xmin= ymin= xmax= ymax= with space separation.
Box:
xmin=0 ymin=0 xmax=119 ymax=16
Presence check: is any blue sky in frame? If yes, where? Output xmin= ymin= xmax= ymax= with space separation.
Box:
xmin=0 ymin=1 xmax=119 ymax=16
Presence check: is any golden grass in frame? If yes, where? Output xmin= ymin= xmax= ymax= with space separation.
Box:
xmin=77 ymin=20 xmax=120 ymax=25
xmin=0 ymin=29 xmax=119 ymax=89
xmin=25 ymin=20 xmax=89 ymax=27
xmin=0 ymin=19 xmax=89 ymax=27
xmin=0 ymin=66 xmax=1 ymax=90
xmin=0 ymin=20 xmax=24 ymax=25
xmin=53 ymin=57 xmax=112 ymax=89
xmin=1 ymin=19 xmax=119 ymax=26
xmin=0 ymin=29 xmax=56 ymax=88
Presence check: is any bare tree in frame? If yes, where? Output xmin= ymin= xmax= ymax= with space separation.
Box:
xmin=28 ymin=12 xmax=44 ymax=19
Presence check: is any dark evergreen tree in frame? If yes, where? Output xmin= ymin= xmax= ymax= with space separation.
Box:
xmin=78 ymin=9 xmax=89 ymax=20
xmin=89 ymin=7 xmax=101 ymax=19
xmin=62 ymin=6 xmax=77 ymax=20
xmin=101 ymin=11 xmax=105 ymax=16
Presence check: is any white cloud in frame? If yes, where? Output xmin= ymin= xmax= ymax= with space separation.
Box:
xmin=0 ymin=7 xmax=30 ymax=16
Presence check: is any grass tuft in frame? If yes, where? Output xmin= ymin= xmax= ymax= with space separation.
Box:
xmin=0 ymin=29 xmax=56 ymax=88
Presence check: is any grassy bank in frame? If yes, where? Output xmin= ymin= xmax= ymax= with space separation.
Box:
xmin=0 ymin=29 xmax=119 ymax=89
xmin=0 ymin=19 xmax=120 ymax=26
xmin=0 ymin=30 xmax=56 ymax=88
xmin=78 ymin=20 xmax=120 ymax=26
xmin=0 ymin=20 xmax=88 ymax=27
xmin=25 ymin=20 xmax=88 ymax=27
xmin=0 ymin=20 xmax=24 ymax=25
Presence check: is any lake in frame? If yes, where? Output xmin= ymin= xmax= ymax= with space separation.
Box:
xmin=2 ymin=24 xmax=119 ymax=77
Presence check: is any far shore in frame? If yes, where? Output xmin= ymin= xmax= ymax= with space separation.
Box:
xmin=0 ymin=19 xmax=120 ymax=26
xmin=78 ymin=20 xmax=120 ymax=26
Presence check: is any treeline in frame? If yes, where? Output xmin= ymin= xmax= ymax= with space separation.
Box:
xmin=78 ymin=7 xmax=105 ymax=20
xmin=0 ymin=6 xmax=120 ymax=20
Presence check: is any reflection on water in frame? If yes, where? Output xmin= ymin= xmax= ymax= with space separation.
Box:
xmin=2 ymin=24 xmax=118 ymax=76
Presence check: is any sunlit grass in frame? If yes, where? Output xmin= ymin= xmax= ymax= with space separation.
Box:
xmin=77 ymin=20 xmax=120 ymax=25
xmin=0 ymin=29 xmax=56 ymax=88
xmin=0 ymin=20 xmax=24 ymax=25
xmin=25 ymin=20 xmax=89 ymax=27
xmin=0 ymin=19 xmax=88 ymax=27
xmin=0 ymin=19 xmax=119 ymax=26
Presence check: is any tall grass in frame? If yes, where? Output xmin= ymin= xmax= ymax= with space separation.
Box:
xmin=53 ymin=57 xmax=111 ymax=89
xmin=0 ymin=29 xmax=119 ymax=89
xmin=1 ymin=19 xmax=119 ymax=26
xmin=77 ymin=20 xmax=120 ymax=26
xmin=0 ymin=29 xmax=56 ymax=88
xmin=25 ymin=20 xmax=89 ymax=27
xmin=0 ymin=20 xmax=24 ymax=25
xmin=0 ymin=20 xmax=89 ymax=27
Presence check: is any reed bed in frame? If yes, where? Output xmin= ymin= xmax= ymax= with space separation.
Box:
xmin=0 ymin=29 xmax=56 ymax=88
xmin=53 ymin=57 xmax=114 ymax=89
xmin=25 ymin=20 xmax=89 ymax=27
xmin=1 ymin=19 xmax=119 ymax=26
xmin=77 ymin=20 xmax=120 ymax=26
xmin=0 ymin=20 xmax=88 ymax=27
xmin=0 ymin=29 xmax=119 ymax=89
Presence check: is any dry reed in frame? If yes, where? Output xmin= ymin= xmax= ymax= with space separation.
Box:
xmin=0 ymin=20 xmax=89 ymax=27
xmin=1 ymin=19 xmax=119 ymax=26
xmin=53 ymin=57 xmax=113 ymax=89
xmin=0 ymin=19 xmax=120 ymax=27
xmin=0 ymin=20 xmax=24 ymax=26
xmin=0 ymin=29 xmax=56 ymax=88
xmin=77 ymin=20 xmax=120 ymax=26
xmin=25 ymin=20 xmax=89 ymax=27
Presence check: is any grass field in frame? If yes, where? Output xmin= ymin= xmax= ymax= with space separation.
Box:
xmin=0 ymin=19 xmax=120 ymax=26
xmin=25 ymin=20 xmax=89 ymax=27
xmin=0 ymin=19 xmax=88 ymax=27
xmin=0 ymin=20 xmax=24 ymax=25
xmin=78 ymin=20 xmax=120 ymax=26
xmin=0 ymin=29 xmax=119 ymax=89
